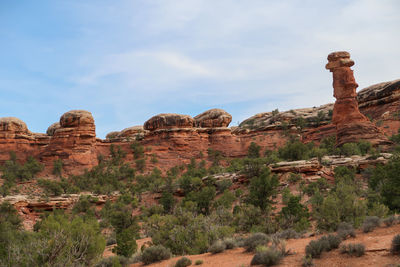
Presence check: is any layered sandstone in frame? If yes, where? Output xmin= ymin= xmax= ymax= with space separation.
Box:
xmin=39 ymin=110 xmax=98 ymax=174
xmin=144 ymin=113 xmax=195 ymax=131
xmin=325 ymin=51 xmax=390 ymax=146
xmin=194 ymin=108 xmax=232 ymax=128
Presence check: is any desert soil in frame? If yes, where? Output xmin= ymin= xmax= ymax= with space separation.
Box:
xmin=127 ymin=223 xmax=400 ymax=267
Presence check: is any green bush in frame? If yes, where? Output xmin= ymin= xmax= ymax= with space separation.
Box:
xmin=248 ymin=142 xmax=261 ymax=158
xmin=278 ymin=139 xmax=312 ymax=161
xmin=339 ymin=243 xmax=365 ymax=257
xmin=369 ymin=155 xmax=400 ymax=211
xmin=362 ymin=216 xmax=380 ymax=233
xmin=340 ymin=143 xmax=361 ymax=156
xmin=215 ymin=179 xmax=232 ymax=193
xmin=244 ymin=233 xmax=270 ymax=252
xmin=141 ymin=245 xmax=171 ymax=265
xmin=144 ymin=209 xmax=234 ymax=255
xmin=250 ymin=247 xmax=283 ymax=266
xmin=175 ymin=257 xmax=192 ymax=267
xmin=208 ymin=240 xmax=226 ymax=254
xmin=195 ymin=259 xmax=204 ymax=265
xmin=247 ymin=168 xmax=279 ymax=211
xmin=314 ymin=178 xmax=367 ymax=231
xmin=391 ymin=234 xmax=400 ymax=255
xmin=52 ymin=159 xmax=63 ymax=176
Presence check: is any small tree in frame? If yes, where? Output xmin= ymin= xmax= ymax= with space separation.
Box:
xmin=247 ymin=168 xmax=279 ymax=211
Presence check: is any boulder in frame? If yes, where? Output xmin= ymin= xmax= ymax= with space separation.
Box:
xmin=46 ymin=122 xmax=60 ymax=136
xmin=60 ymin=110 xmax=94 ymax=128
xmin=144 ymin=113 xmax=194 ymax=131
xmin=194 ymin=108 xmax=232 ymax=128
xmin=0 ymin=117 xmax=29 ymax=133
xmin=119 ymin=126 xmax=147 ymax=137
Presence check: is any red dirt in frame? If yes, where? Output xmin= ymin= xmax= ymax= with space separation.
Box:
xmin=129 ymin=224 xmax=400 ymax=267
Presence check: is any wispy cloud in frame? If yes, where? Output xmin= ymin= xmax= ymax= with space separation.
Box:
xmin=0 ymin=0 xmax=399 ymax=137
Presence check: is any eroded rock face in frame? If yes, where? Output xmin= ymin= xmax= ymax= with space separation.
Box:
xmin=326 ymin=51 xmax=390 ymax=146
xmin=144 ymin=113 xmax=195 ymax=131
xmin=46 ymin=122 xmax=60 ymax=136
xmin=0 ymin=117 xmax=29 ymax=134
xmin=194 ymin=109 xmax=232 ymax=128
xmin=105 ymin=131 xmax=120 ymax=140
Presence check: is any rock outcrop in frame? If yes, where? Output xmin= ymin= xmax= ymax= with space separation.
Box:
xmin=194 ymin=109 xmax=232 ymax=128
xmin=0 ymin=117 xmax=29 ymax=134
xmin=326 ymin=51 xmax=391 ymax=146
xmin=40 ymin=110 xmax=98 ymax=174
xmin=144 ymin=113 xmax=195 ymax=131
xmin=46 ymin=122 xmax=60 ymax=136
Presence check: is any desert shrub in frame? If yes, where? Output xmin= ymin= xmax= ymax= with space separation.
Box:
xmin=278 ymin=139 xmax=312 ymax=161
xmin=207 ymin=148 xmax=224 ymax=166
xmin=175 ymin=257 xmax=192 ymax=267
xmin=213 ymin=190 xmax=236 ymax=209
xmin=301 ymin=255 xmax=313 ymax=267
xmin=278 ymin=194 xmax=310 ymax=232
xmin=340 ymin=143 xmax=361 ymax=156
xmin=95 ymin=255 xmax=132 ymax=267
xmin=275 ymin=229 xmax=300 ymax=240
xmin=215 ymin=179 xmax=232 ymax=193
xmin=141 ymin=245 xmax=171 ymax=265
xmin=315 ymin=179 xmax=367 ymax=231
xmin=248 ymin=142 xmax=261 ymax=158
xmin=184 ymin=186 xmax=216 ymax=215
xmin=305 ymin=235 xmax=341 ymax=259
xmin=247 ymin=168 xmax=279 ymax=211
xmin=250 ymin=246 xmax=283 ymax=266
xmin=326 ymin=234 xmax=341 ymax=249
xmin=135 ymin=159 xmax=146 ymax=172
xmin=383 ymin=216 xmax=396 ymax=227
xmin=391 ymin=234 xmax=400 ymax=255
xmin=208 ymin=240 xmax=226 ymax=254
xmin=362 ymin=216 xmax=380 ymax=233
xmin=70 ymin=146 xmax=135 ymax=194
xmin=304 ymin=178 xmax=329 ymax=196
xmin=195 ymin=259 xmax=204 ymax=265
xmin=244 ymin=232 xmax=270 ymax=252
xmin=0 ymin=153 xmax=43 ymax=195
xmin=305 ymin=240 xmax=326 ymax=258
xmin=102 ymin=201 xmax=140 ymax=258
xmin=52 ymin=159 xmax=63 ymax=176
xmin=336 ymin=222 xmax=356 ymax=240
xmin=144 ymin=209 xmax=234 ymax=255
xmin=288 ymin=173 xmax=301 ymax=183
xmin=223 ymin=238 xmax=237 ymax=249
xmin=339 ymin=243 xmax=365 ymax=257
xmin=131 ymin=141 xmax=145 ymax=159
xmin=357 ymin=141 xmax=372 ymax=156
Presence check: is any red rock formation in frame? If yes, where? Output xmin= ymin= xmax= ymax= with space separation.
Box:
xmin=39 ymin=110 xmax=98 ymax=174
xmin=144 ymin=113 xmax=195 ymax=131
xmin=326 ymin=51 xmax=390 ymax=147
xmin=194 ymin=108 xmax=232 ymax=128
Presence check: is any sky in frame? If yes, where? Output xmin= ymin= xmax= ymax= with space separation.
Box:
xmin=1 ymin=0 xmax=399 ymax=138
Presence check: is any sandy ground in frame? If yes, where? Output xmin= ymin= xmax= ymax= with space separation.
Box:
xmin=126 ymin=224 xmax=400 ymax=267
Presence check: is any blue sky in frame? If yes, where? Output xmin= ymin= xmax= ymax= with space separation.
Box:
xmin=1 ymin=0 xmax=399 ymax=138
